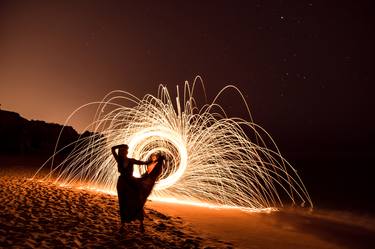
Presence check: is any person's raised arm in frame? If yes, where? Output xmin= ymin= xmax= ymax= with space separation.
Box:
xmin=131 ymin=158 xmax=151 ymax=165
xmin=111 ymin=144 xmax=124 ymax=161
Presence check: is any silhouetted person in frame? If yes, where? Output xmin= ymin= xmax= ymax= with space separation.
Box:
xmin=137 ymin=153 xmax=165 ymax=208
xmin=111 ymin=144 xmax=149 ymax=232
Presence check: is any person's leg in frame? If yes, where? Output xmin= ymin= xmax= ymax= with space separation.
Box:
xmin=139 ymin=219 xmax=145 ymax=233
xmin=118 ymin=194 xmax=126 ymax=224
xmin=117 ymin=176 xmax=126 ymax=231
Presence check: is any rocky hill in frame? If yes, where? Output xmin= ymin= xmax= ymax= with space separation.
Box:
xmin=0 ymin=110 xmax=79 ymax=155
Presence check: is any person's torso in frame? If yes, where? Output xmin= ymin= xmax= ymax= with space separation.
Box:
xmin=118 ymin=158 xmax=134 ymax=177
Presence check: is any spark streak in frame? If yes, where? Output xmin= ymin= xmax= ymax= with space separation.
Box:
xmin=34 ymin=77 xmax=313 ymax=211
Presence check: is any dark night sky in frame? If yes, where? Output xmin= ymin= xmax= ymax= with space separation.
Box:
xmin=1 ymin=1 xmax=374 ymax=208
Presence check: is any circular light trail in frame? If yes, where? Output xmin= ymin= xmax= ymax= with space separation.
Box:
xmin=127 ymin=127 xmax=188 ymax=190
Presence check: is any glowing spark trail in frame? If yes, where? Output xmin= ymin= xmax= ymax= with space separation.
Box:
xmin=34 ymin=77 xmax=313 ymax=211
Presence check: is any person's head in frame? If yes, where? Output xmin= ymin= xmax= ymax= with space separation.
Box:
xmin=118 ymin=144 xmax=129 ymax=158
xmin=150 ymin=153 xmax=159 ymax=162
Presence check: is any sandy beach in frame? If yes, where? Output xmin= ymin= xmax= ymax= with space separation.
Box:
xmin=0 ymin=174 xmax=232 ymax=248
xmin=149 ymin=202 xmax=375 ymax=249
xmin=0 ymin=165 xmax=374 ymax=248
